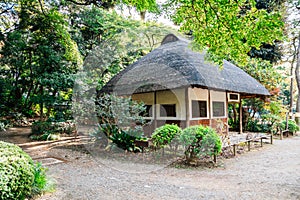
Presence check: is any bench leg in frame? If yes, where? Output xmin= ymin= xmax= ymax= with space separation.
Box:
xmin=271 ymin=134 xmax=273 ymax=144
xmin=248 ymin=141 xmax=251 ymax=151
xmin=233 ymin=144 xmax=236 ymax=156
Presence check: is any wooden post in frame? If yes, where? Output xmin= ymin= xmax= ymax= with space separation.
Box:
xmin=247 ymin=141 xmax=251 ymax=151
xmin=185 ymin=87 xmax=190 ymax=128
xmin=260 ymin=138 xmax=263 ymax=147
xmin=239 ymin=101 xmax=243 ymax=134
xmin=154 ymin=91 xmax=157 ymax=130
xmin=233 ymin=144 xmax=236 ymax=156
xmin=213 ymin=154 xmax=217 ymax=163
xmin=271 ymin=133 xmax=273 ymax=144
xmin=208 ymin=89 xmax=212 ymax=127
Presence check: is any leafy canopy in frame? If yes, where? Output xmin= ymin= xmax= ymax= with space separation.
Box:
xmin=169 ymin=0 xmax=284 ymax=65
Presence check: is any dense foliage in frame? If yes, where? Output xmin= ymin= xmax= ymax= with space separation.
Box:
xmin=93 ymin=94 xmax=147 ymax=151
xmin=168 ymin=0 xmax=284 ymax=66
xmin=0 ymin=141 xmax=52 ymax=199
xmin=151 ymin=124 xmax=182 ymax=149
xmin=0 ymin=0 xmax=173 ymax=120
xmin=178 ymin=125 xmax=222 ymax=162
xmin=0 ymin=1 xmax=81 ymax=119
xmin=0 ymin=141 xmax=35 ymax=199
xmin=280 ymin=119 xmax=300 ymax=133
xmin=30 ymin=120 xmax=76 ymax=140
xmin=0 ymin=141 xmax=51 ymax=199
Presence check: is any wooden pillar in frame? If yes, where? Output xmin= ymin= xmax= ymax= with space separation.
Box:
xmin=239 ymin=101 xmax=243 ymax=134
xmin=185 ymin=87 xmax=190 ymax=128
xmin=285 ymin=112 xmax=289 ymax=137
xmin=154 ymin=91 xmax=157 ymax=130
xmin=208 ymin=89 xmax=212 ymax=127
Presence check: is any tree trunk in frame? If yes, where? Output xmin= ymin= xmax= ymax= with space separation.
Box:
xmin=290 ymin=77 xmax=294 ymax=114
xmin=140 ymin=11 xmax=146 ymax=21
xmin=295 ymin=34 xmax=300 ymax=126
xmin=40 ymin=86 xmax=44 ymax=121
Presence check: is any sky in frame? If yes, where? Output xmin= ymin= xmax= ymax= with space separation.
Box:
xmin=114 ymin=3 xmax=178 ymax=28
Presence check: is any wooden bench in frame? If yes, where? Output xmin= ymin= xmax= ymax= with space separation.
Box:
xmin=225 ymin=134 xmax=273 ymax=157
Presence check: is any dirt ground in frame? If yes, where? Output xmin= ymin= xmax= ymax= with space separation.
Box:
xmin=1 ymin=128 xmax=300 ymax=200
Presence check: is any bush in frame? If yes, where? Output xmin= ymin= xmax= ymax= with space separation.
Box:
xmin=31 ymin=162 xmax=51 ymax=197
xmin=110 ymin=129 xmax=143 ymax=152
xmin=0 ymin=141 xmax=35 ymax=200
xmin=245 ymin=114 xmax=281 ymax=133
xmin=30 ymin=120 xmax=76 ymax=141
xmin=95 ymin=94 xmax=147 ymax=152
xmin=280 ymin=119 xmax=299 ymax=133
xmin=178 ymin=125 xmax=222 ymax=161
xmin=151 ymin=124 xmax=182 ymax=149
xmin=0 ymin=142 xmax=52 ymax=199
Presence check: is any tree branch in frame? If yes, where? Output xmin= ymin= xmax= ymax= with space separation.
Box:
xmin=0 ymin=5 xmax=14 ymax=16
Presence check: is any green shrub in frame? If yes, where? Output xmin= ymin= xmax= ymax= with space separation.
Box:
xmin=31 ymin=162 xmax=50 ymax=197
xmin=95 ymin=94 xmax=147 ymax=151
xmin=178 ymin=125 xmax=222 ymax=161
xmin=280 ymin=119 xmax=299 ymax=133
xmin=0 ymin=142 xmax=53 ymax=199
xmin=110 ymin=129 xmax=142 ymax=152
xmin=246 ymin=114 xmax=281 ymax=133
xmin=30 ymin=120 xmax=76 ymax=141
xmin=151 ymin=124 xmax=182 ymax=149
xmin=0 ymin=141 xmax=35 ymax=200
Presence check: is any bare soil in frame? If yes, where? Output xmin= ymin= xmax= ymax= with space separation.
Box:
xmin=1 ymin=128 xmax=300 ymax=200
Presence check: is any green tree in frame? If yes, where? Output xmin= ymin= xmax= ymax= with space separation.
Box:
xmin=281 ymin=0 xmax=299 ymax=123
xmin=167 ymin=0 xmax=284 ymax=66
xmin=0 ymin=0 xmax=82 ymax=118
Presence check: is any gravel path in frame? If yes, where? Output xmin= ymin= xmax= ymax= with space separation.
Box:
xmin=1 ymin=128 xmax=299 ymax=200
xmin=36 ymin=135 xmax=300 ymax=200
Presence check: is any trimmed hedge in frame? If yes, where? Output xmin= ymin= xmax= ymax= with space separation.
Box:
xmin=0 ymin=141 xmax=35 ymax=200
xmin=178 ymin=125 xmax=222 ymax=160
xmin=151 ymin=124 xmax=182 ymax=148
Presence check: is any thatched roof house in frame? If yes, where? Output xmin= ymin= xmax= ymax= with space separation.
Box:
xmin=100 ymin=34 xmax=270 ymax=135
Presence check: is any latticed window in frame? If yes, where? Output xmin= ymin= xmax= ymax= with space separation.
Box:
xmin=192 ymin=100 xmax=207 ymax=118
xmin=212 ymin=101 xmax=225 ymax=117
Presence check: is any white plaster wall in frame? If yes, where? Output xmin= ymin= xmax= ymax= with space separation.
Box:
xmin=132 ymin=92 xmax=154 ymax=119
xmin=132 ymin=92 xmax=154 ymax=105
xmin=132 ymin=88 xmax=186 ymax=120
xmin=156 ymin=88 xmax=186 ymax=120
xmin=189 ymin=88 xmax=208 ymax=100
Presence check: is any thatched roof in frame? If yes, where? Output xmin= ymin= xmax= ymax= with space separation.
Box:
xmin=101 ymin=34 xmax=270 ymax=97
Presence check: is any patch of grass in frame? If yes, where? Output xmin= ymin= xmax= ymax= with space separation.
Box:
xmin=30 ymin=162 xmax=56 ymax=198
